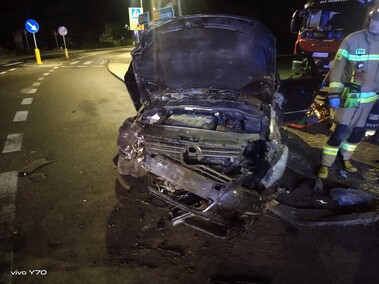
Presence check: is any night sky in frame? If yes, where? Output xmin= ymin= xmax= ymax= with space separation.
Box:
xmin=0 ymin=0 xmax=306 ymax=53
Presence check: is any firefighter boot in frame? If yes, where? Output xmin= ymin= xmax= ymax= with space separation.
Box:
xmin=344 ymin=160 xmax=358 ymax=173
xmin=317 ymin=166 xmax=329 ymax=179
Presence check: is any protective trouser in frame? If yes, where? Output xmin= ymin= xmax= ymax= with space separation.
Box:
xmin=321 ymin=99 xmax=377 ymax=167
xmin=321 ymin=129 xmax=361 ymax=167
xmin=366 ymin=100 xmax=379 ymax=130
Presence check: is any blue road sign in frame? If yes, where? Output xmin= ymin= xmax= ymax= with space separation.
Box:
xmin=128 ymin=7 xmax=143 ymax=30
xmin=25 ymin=19 xmax=39 ymax=33
xmin=153 ymin=7 xmax=174 ymax=23
xmin=131 ymin=8 xmax=142 ymax=18
xmin=138 ymin=12 xmax=150 ymax=25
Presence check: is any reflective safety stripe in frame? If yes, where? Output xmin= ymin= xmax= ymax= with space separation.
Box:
xmin=360 ymin=93 xmax=378 ymax=103
xmin=360 ymin=92 xmax=377 ymax=98
xmin=341 ymin=141 xmax=358 ymax=152
xmin=337 ymin=48 xmax=349 ymax=58
xmin=337 ymin=48 xmax=379 ymax=61
xmin=348 ymin=54 xmax=379 ymax=61
xmin=369 ymin=113 xmax=379 ymax=120
xmin=330 ymin=82 xmax=344 ymax=89
xmin=322 ymin=145 xmax=339 ymax=156
xmin=360 ymin=97 xmax=377 ymax=103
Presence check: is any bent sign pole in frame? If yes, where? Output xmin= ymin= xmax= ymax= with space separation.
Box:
xmin=25 ymin=19 xmax=42 ymax=64
xmin=58 ymin=26 xmax=69 ymax=59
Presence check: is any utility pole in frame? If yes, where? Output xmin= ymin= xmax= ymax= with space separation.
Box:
xmin=23 ymin=30 xmax=30 ymax=50
xmin=177 ymin=0 xmax=182 ymax=16
xmin=53 ymin=31 xmax=59 ymax=50
xmin=166 ymin=0 xmax=182 ymax=16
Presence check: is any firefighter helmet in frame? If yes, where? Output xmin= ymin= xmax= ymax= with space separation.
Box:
xmin=369 ymin=7 xmax=379 ymax=21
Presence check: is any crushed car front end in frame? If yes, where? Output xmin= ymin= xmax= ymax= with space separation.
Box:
xmin=117 ymin=15 xmax=288 ymax=236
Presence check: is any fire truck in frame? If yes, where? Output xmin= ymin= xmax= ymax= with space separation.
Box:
xmin=291 ymin=0 xmax=379 ymax=74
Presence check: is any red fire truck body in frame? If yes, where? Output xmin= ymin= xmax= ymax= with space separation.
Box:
xmin=291 ymin=0 xmax=379 ymax=73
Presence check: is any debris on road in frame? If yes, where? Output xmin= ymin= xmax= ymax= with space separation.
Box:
xmin=18 ymin=158 xmax=54 ymax=182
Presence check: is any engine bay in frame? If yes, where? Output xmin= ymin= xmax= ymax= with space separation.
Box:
xmin=141 ymin=104 xmax=264 ymax=134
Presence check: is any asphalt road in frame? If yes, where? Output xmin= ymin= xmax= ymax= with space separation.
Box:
xmin=1 ymin=47 xmax=379 ymax=284
xmin=0 ymin=48 xmax=137 ymax=283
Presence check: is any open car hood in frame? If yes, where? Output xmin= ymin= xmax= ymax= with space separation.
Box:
xmin=132 ymin=14 xmax=276 ymax=101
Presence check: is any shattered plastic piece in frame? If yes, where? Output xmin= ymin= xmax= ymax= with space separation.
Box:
xmin=149 ymin=113 xmax=161 ymax=123
xmin=339 ymin=170 xmax=348 ymax=179
xmin=19 ymin=158 xmax=54 ymax=176
xmin=330 ymin=188 xmax=374 ymax=206
xmin=28 ymin=172 xmax=47 ymax=182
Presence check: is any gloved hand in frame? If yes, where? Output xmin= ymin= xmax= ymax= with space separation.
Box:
xmin=328 ymin=97 xmax=340 ymax=109
xmin=366 ymin=113 xmax=379 ymax=130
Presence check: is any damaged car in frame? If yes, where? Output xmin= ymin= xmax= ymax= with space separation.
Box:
xmin=116 ymin=15 xmax=378 ymax=237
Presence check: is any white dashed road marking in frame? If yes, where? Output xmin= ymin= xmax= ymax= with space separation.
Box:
xmin=3 ymin=62 xmax=22 ymax=67
xmin=1 ymin=69 xmax=17 ymax=75
xmin=20 ymin=88 xmax=37 ymax=94
xmin=63 ymin=60 xmax=106 ymax=68
xmin=2 ymin=133 xmax=23 ymax=153
xmin=13 ymin=111 xmax=29 ymax=122
xmin=3 ymin=66 xmax=60 ymax=156
xmin=21 ymin=98 xmax=33 ymax=105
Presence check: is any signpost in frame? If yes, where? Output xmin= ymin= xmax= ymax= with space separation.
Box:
xmin=25 ymin=19 xmax=42 ymax=64
xmin=58 ymin=26 xmax=69 ymax=59
xmin=23 ymin=30 xmax=30 ymax=50
xmin=153 ymin=6 xmax=175 ymax=24
xmin=53 ymin=31 xmax=59 ymax=50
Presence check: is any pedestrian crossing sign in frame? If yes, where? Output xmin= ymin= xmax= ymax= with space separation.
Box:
xmin=129 ymin=7 xmax=144 ymax=30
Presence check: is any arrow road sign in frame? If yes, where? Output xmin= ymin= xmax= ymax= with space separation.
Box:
xmin=25 ymin=19 xmax=39 ymax=33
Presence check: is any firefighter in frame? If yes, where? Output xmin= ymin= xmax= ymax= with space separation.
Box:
xmin=317 ymin=8 xmax=379 ymax=179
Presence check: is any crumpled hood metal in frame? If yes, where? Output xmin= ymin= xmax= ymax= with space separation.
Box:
xmin=132 ymin=14 xmax=276 ymax=102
